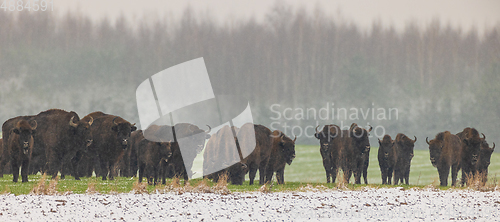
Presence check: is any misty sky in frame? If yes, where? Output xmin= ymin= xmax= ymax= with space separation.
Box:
xmin=54 ymin=0 xmax=500 ymax=33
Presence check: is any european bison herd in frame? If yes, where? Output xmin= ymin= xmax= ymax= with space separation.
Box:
xmin=0 ymin=109 xmax=496 ymax=187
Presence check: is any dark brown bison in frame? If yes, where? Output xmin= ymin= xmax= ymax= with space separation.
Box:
xmin=314 ymin=125 xmax=341 ymax=183
xmin=82 ymin=112 xmax=137 ymax=180
xmin=476 ymin=136 xmax=495 ymax=185
xmin=23 ymin=109 xmax=93 ymax=180
xmin=378 ymin=135 xmax=396 ymax=185
xmin=427 ymin=131 xmax=461 ymax=186
xmin=456 ymin=127 xmax=482 ymax=186
xmin=203 ymin=125 xmax=247 ymax=185
xmin=264 ymin=130 xmax=296 ymax=184
xmin=137 ymin=137 xmax=172 ymax=185
xmin=7 ymin=120 xmax=37 ymax=182
xmin=1 ymin=115 xmax=35 ymax=176
xmin=144 ymin=123 xmax=211 ymax=182
xmin=121 ymin=130 xmax=144 ymax=177
xmin=340 ymin=123 xmax=372 ymax=184
xmin=239 ymin=123 xmax=273 ymax=185
xmin=393 ymin=134 xmax=416 ymax=185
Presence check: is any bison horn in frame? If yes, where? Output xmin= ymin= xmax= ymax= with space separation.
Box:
xmin=69 ymin=116 xmax=78 ymax=128
xmin=426 ymin=137 xmax=430 ymax=145
xmin=481 ymin=133 xmax=486 ymax=140
xmin=492 ymin=142 xmax=496 ymax=150
xmin=112 ymin=117 xmax=119 ymax=126
xmin=31 ymin=120 xmax=37 ymax=130
xmin=205 ymin=125 xmax=211 ymax=134
xmin=368 ymin=125 xmax=373 ymax=132
xmin=293 ymin=135 xmax=297 ymax=143
xmin=315 ymin=125 xmax=320 ymax=134
xmin=88 ymin=116 xmax=93 ymax=126
xmin=413 ymin=136 xmax=417 ymax=143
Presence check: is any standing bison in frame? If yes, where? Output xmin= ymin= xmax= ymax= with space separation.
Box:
xmin=82 ymin=112 xmax=137 ymax=180
xmin=239 ymin=124 xmax=273 ymax=185
xmin=137 ymin=137 xmax=172 ymax=185
xmin=23 ymin=109 xmax=93 ymax=180
xmin=456 ymin=127 xmax=482 ymax=186
xmin=341 ymin=123 xmax=372 ymax=184
xmin=7 ymin=120 xmax=37 ymax=182
xmin=314 ymin=125 xmax=341 ymax=183
xmin=265 ymin=130 xmax=296 ymax=184
xmin=203 ymin=125 xmax=247 ymax=185
xmin=393 ymin=134 xmax=416 ymax=185
xmin=121 ymin=130 xmax=144 ymax=177
xmin=427 ymin=131 xmax=461 ymax=186
xmin=378 ymin=135 xmax=396 ymax=185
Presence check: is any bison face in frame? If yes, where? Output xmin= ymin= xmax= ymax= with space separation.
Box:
xmin=13 ymin=120 xmax=37 ymax=155
xmin=279 ymin=135 xmax=296 ymax=165
xmin=228 ymin=162 xmax=247 ymax=185
xmin=113 ymin=123 xmax=136 ymax=149
xmin=70 ymin=116 xmax=93 ymax=150
xmin=478 ymin=141 xmax=495 ymax=171
xmin=427 ymin=138 xmax=442 ymax=167
xmin=315 ymin=125 xmax=338 ymax=152
xmin=378 ymin=137 xmax=395 ymax=160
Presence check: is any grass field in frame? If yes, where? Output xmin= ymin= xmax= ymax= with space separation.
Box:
xmin=0 ymin=144 xmax=499 ymax=195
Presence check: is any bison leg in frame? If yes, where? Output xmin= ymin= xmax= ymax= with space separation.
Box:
xmin=21 ymin=159 xmax=30 ymax=183
xmin=363 ymin=167 xmax=368 ymax=185
xmin=100 ymin=158 xmax=108 ymax=180
xmin=276 ymin=168 xmax=285 ymax=185
xmin=451 ymin=164 xmax=463 ymax=186
xmin=438 ymin=166 xmax=450 ymax=187
xmin=71 ymin=151 xmax=83 ymax=180
xmin=258 ymin=163 xmax=267 ymax=185
xmin=331 ymin=166 xmax=338 ymax=184
xmin=11 ymin=162 xmax=20 ymax=183
xmin=322 ymin=158 xmax=332 ymax=183
xmin=404 ymin=169 xmax=410 ymax=185
xmin=380 ymin=167 xmax=387 ymax=185
xmin=138 ymin=164 xmax=144 ymax=183
xmin=248 ymin=165 xmax=257 ymax=185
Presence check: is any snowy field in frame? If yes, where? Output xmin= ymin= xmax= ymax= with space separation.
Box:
xmin=0 ymin=187 xmax=499 ymax=221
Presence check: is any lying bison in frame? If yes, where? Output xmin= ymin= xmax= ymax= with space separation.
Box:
xmin=7 ymin=120 xmax=37 ymax=182
xmin=378 ymin=135 xmax=396 ymax=185
xmin=315 ymin=125 xmax=341 ymax=183
xmin=203 ymin=125 xmax=247 ymax=185
xmin=82 ymin=112 xmax=136 ymax=180
xmin=138 ymin=136 xmax=172 ymax=185
xmin=427 ymin=131 xmax=461 ymax=186
xmin=456 ymin=127 xmax=482 ymax=186
xmin=264 ymin=130 xmax=296 ymax=184
xmin=393 ymin=134 xmax=416 ymax=185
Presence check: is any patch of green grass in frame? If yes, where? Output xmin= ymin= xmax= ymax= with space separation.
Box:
xmin=0 ymin=144 xmax=499 ymax=195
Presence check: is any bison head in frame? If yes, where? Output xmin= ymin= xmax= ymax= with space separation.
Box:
xmin=378 ymin=135 xmax=394 ymax=160
xmin=427 ymin=133 xmax=445 ymax=167
xmin=315 ymin=125 xmax=339 ymax=152
xmin=461 ymin=128 xmax=482 ymax=166
xmin=228 ymin=162 xmax=248 ymax=185
xmin=69 ymin=116 xmax=93 ymax=151
xmin=350 ymin=124 xmax=372 ymax=155
xmin=274 ymin=131 xmax=296 ymax=165
xmin=111 ymin=117 xmax=137 ymax=149
xmin=12 ymin=120 xmax=37 ymax=155
xmin=478 ymin=139 xmax=495 ymax=171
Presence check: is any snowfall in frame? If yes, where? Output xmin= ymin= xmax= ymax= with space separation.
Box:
xmin=0 ymin=187 xmax=499 ymax=221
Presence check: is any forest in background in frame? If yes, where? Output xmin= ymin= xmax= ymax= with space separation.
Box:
xmin=0 ymin=4 xmax=499 ymax=148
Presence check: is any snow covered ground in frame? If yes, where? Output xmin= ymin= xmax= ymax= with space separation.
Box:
xmin=0 ymin=187 xmax=499 ymax=221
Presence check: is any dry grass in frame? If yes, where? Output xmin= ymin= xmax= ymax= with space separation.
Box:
xmin=131 ymin=180 xmax=148 ymax=194
xmin=335 ymin=170 xmax=347 ymax=190
xmin=212 ymin=173 xmax=231 ymax=195
xmin=31 ymin=174 xmax=58 ymax=195
xmin=2 ymin=185 xmax=10 ymax=194
xmin=86 ymin=178 xmax=98 ymax=194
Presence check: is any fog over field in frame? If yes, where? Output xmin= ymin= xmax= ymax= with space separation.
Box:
xmin=0 ymin=1 xmax=499 ymax=150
